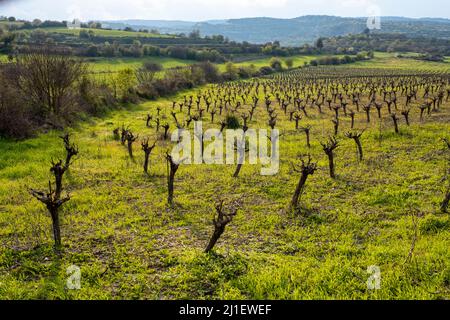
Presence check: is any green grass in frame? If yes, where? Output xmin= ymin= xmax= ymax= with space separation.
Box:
xmin=219 ymin=55 xmax=346 ymax=72
xmin=34 ymin=27 xmax=175 ymax=38
xmin=87 ymin=57 xmax=196 ymax=73
xmin=0 ymin=60 xmax=449 ymax=300
xmin=222 ymin=52 xmax=450 ymax=73
xmin=0 ymin=21 xmax=24 ymax=28
xmin=348 ymin=52 xmax=450 ymax=72
xmin=222 ymin=55 xmax=320 ymax=71
xmin=0 ymin=53 xmax=194 ymax=74
xmin=87 ymin=54 xmax=315 ymax=74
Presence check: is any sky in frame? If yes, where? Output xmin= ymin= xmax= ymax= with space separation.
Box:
xmin=0 ymin=0 xmax=449 ymax=22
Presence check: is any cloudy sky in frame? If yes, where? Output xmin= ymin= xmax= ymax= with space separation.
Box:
xmin=0 ymin=0 xmax=449 ymax=21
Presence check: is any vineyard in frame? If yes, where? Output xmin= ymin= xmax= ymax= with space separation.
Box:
xmin=0 ymin=62 xmax=449 ymax=300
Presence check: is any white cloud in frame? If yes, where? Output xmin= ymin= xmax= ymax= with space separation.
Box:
xmin=0 ymin=0 xmax=447 ymax=21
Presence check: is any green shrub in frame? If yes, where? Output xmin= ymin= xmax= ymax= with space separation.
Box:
xmin=269 ymin=57 xmax=283 ymax=71
xmin=259 ymin=66 xmax=274 ymax=75
xmin=225 ymin=114 xmax=241 ymax=129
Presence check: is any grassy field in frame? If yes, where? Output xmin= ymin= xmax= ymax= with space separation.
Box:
xmin=218 ymin=55 xmax=321 ymax=71
xmin=87 ymin=54 xmax=345 ymax=74
xmin=0 ymin=57 xmax=449 ymax=300
xmin=0 ymin=21 xmax=25 ymax=28
xmin=223 ymin=52 xmax=450 ymax=73
xmin=349 ymin=52 xmax=450 ymax=72
xmin=4 ymin=51 xmax=447 ymax=75
xmin=87 ymin=57 xmax=196 ymax=73
xmin=28 ymin=27 xmax=175 ymax=38
xmin=84 ymin=54 xmax=317 ymax=74
xmin=85 ymin=52 xmax=450 ymax=74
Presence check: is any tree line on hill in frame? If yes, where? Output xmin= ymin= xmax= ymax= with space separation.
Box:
xmin=1 ymin=18 xmax=321 ymax=62
xmin=321 ymin=32 xmax=450 ymax=57
xmin=307 ymin=52 xmax=373 ymax=67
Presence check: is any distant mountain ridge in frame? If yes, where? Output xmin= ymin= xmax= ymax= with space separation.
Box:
xmin=102 ymin=15 xmax=450 ymax=46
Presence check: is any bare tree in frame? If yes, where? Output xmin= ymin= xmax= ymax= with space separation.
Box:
xmin=136 ymin=68 xmax=156 ymax=92
xmin=11 ymin=49 xmax=86 ymax=117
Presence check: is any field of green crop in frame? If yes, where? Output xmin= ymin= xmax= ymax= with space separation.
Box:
xmin=85 ymin=54 xmax=320 ymax=75
xmin=32 ymin=27 xmax=175 ymax=38
xmin=87 ymin=57 xmax=196 ymax=73
xmin=218 ymin=55 xmax=321 ymax=71
xmin=349 ymin=52 xmax=450 ymax=72
xmin=0 ymin=21 xmax=24 ymax=28
xmin=5 ymin=51 xmax=446 ymax=75
xmin=225 ymin=52 xmax=450 ymax=73
xmin=0 ymin=55 xmax=449 ymax=300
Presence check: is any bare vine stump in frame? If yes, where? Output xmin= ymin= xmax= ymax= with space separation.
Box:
xmin=113 ymin=128 xmax=120 ymax=141
xmin=332 ymin=118 xmax=339 ymax=136
xmin=346 ymin=131 xmax=364 ymax=161
xmin=146 ymin=114 xmax=153 ymax=127
xmin=443 ymin=138 xmax=450 ymax=150
xmin=142 ymin=139 xmax=156 ymax=174
xmin=349 ymin=111 xmax=355 ymax=129
xmin=231 ymin=163 xmax=242 ymax=178
xmin=401 ymin=109 xmax=410 ymax=126
xmin=162 ymin=123 xmax=170 ymax=140
xmin=442 ymin=138 xmax=450 ymax=212
xmin=391 ymin=113 xmax=400 ymax=134
xmin=165 ymin=152 xmax=181 ymax=205
xmin=205 ymin=200 xmax=239 ymax=253
xmin=294 ymin=113 xmax=302 ymax=130
xmin=441 ymin=188 xmax=450 ymax=213
xmin=301 ymin=126 xmax=311 ymax=149
xmin=363 ymin=105 xmax=371 ymax=123
xmin=290 ymin=156 xmax=318 ymax=210
xmin=120 ymin=126 xmax=129 ymax=145
xmin=233 ymin=138 xmax=249 ymax=178
xmin=125 ymin=131 xmax=138 ymax=158
xmin=29 ymin=134 xmax=78 ymax=252
xmin=321 ymin=137 xmax=339 ymax=179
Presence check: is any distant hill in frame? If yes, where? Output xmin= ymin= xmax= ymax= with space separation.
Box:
xmin=103 ymin=15 xmax=450 ymax=46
